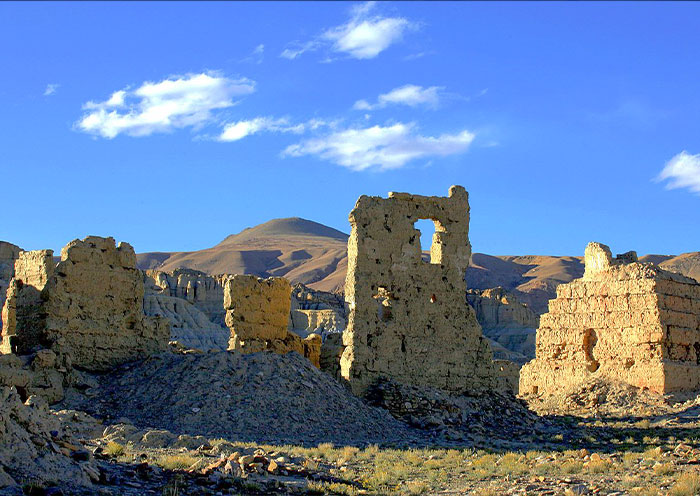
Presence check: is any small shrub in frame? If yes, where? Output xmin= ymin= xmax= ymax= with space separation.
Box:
xmin=104 ymin=441 xmax=125 ymax=457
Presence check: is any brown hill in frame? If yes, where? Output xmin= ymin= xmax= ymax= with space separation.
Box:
xmin=137 ymin=219 xmax=700 ymax=311
xmin=137 ymin=218 xmax=349 ymax=292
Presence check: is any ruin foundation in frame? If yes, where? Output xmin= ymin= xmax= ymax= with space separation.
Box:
xmin=224 ymin=275 xmax=321 ymax=367
xmin=520 ymin=242 xmax=700 ymax=395
xmin=340 ymin=185 xmax=497 ymax=396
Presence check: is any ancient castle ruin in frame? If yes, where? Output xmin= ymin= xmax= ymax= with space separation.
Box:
xmin=1 ymin=236 xmax=169 ymax=371
xmin=340 ymin=185 xmax=497 ymax=395
xmin=520 ymin=242 xmax=700 ymax=395
xmin=225 ymin=275 xmax=321 ymax=367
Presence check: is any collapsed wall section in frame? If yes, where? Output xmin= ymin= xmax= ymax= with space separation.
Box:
xmin=340 ymin=185 xmax=497 ymax=395
xmin=225 ymin=275 xmax=321 ymax=367
xmin=520 ymin=242 xmax=700 ymax=395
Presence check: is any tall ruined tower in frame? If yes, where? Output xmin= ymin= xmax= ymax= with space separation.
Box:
xmin=340 ymin=185 xmax=496 ymax=395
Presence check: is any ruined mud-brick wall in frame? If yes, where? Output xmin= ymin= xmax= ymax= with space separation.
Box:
xmin=1 ymin=237 xmax=170 ymax=371
xmin=1 ymin=250 xmax=55 ymax=354
xmin=225 ymin=275 xmax=321 ymax=367
xmin=520 ymin=242 xmax=700 ymax=395
xmin=340 ymin=185 xmax=497 ymax=396
xmin=0 ymin=242 xmax=21 ymax=332
xmin=145 ymin=269 xmax=228 ymax=327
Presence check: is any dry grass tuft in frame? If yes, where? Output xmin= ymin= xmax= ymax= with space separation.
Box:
xmin=669 ymin=472 xmax=700 ymax=496
xmin=104 ymin=441 xmax=125 ymax=457
xmin=157 ymin=454 xmax=200 ymax=471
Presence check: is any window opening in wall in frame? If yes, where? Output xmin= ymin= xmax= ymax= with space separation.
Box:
xmin=414 ymin=218 xmax=441 ymax=264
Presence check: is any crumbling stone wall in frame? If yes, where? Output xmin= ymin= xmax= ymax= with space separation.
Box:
xmin=520 ymin=242 xmax=700 ymax=395
xmin=225 ymin=275 xmax=321 ymax=367
xmin=340 ymin=185 xmax=497 ymax=395
xmin=1 ymin=237 xmax=169 ymax=371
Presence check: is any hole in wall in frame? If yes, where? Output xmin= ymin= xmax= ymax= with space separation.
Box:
xmin=583 ymin=328 xmax=600 ymax=372
xmin=414 ymin=219 xmax=440 ymax=264
xmin=374 ymin=287 xmax=393 ymax=322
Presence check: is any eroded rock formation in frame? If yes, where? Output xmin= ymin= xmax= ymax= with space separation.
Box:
xmin=1 ymin=237 xmax=170 ymax=371
xmin=145 ymin=269 xmax=228 ymax=327
xmin=225 ymin=275 xmax=321 ymax=367
xmin=467 ymin=287 xmax=538 ymax=363
xmin=340 ymin=186 xmax=497 ymax=395
xmin=520 ymin=242 xmax=700 ymax=396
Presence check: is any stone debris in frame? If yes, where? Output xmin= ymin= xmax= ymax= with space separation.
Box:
xmin=1 ymin=236 xmax=170 ymax=371
xmin=225 ymin=274 xmax=321 ymax=367
xmin=0 ymin=386 xmax=97 ymax=490
xmin=521 ymin=241 xmax=700 ymax=397
xmin=341 ymin=185 xmax=497 ymax=395
xmin=527 ymin=377 xmax=699 ymax=416
xmin=59 ymin=351 xmax=424 ymax=447
xmin=365 ymin=378 xmax=548 ymax=445
xmin=0 ymin=349 xmax=71 ymax=404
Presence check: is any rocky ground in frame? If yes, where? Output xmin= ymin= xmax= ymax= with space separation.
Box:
xmin=3 ymin=352 xmax=699 ymax=495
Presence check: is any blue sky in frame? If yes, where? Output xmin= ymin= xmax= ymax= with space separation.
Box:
xmin=1 ymin=1 xmax=699 ymax=256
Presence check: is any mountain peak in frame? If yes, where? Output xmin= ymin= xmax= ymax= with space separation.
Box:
xmin=217 ymin=217 xmax=348 ymax=246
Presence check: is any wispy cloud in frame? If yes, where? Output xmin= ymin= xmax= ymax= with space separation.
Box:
xmin=76 ymin=72 xmax=255 ymax=139
xmin=353 ymin=84 xmax=443 ymax=110
xmin=657 ymin=151 xmax=700 ymax=195
xmin=218 ymin=117 xmax=304 ymax=142
xmin=241 ymin=44 xmax=265 ymax=64
xmin=281 ymin=2 xmax=414 ymax=61
xmin=283 ymin=122 xmax=474 ymax=171
xmin=280 ymin=41 xmax=321 ymax=60
xmin=44 ymin=84 xmax=59 ymax=96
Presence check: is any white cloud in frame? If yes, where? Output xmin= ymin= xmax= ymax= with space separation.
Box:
xmin=77 ymin=72 xmax=255 ymax=139
xmin=657 ymin=151 xmax=700 ymax=195
xmin=353 ymin=84 xmax=443 ymax=110
xmin=44 ymin=84 xmax=59 ymax=96
xmin=218 ymin=117 xmax=304 ymax=142
xmin=241 ymin=44 xmax=265 ymax=64
xmin=283 ymin=122 xmax=474 ymax=171
xmin=281 ymin=2 xmax=413 ymax=61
